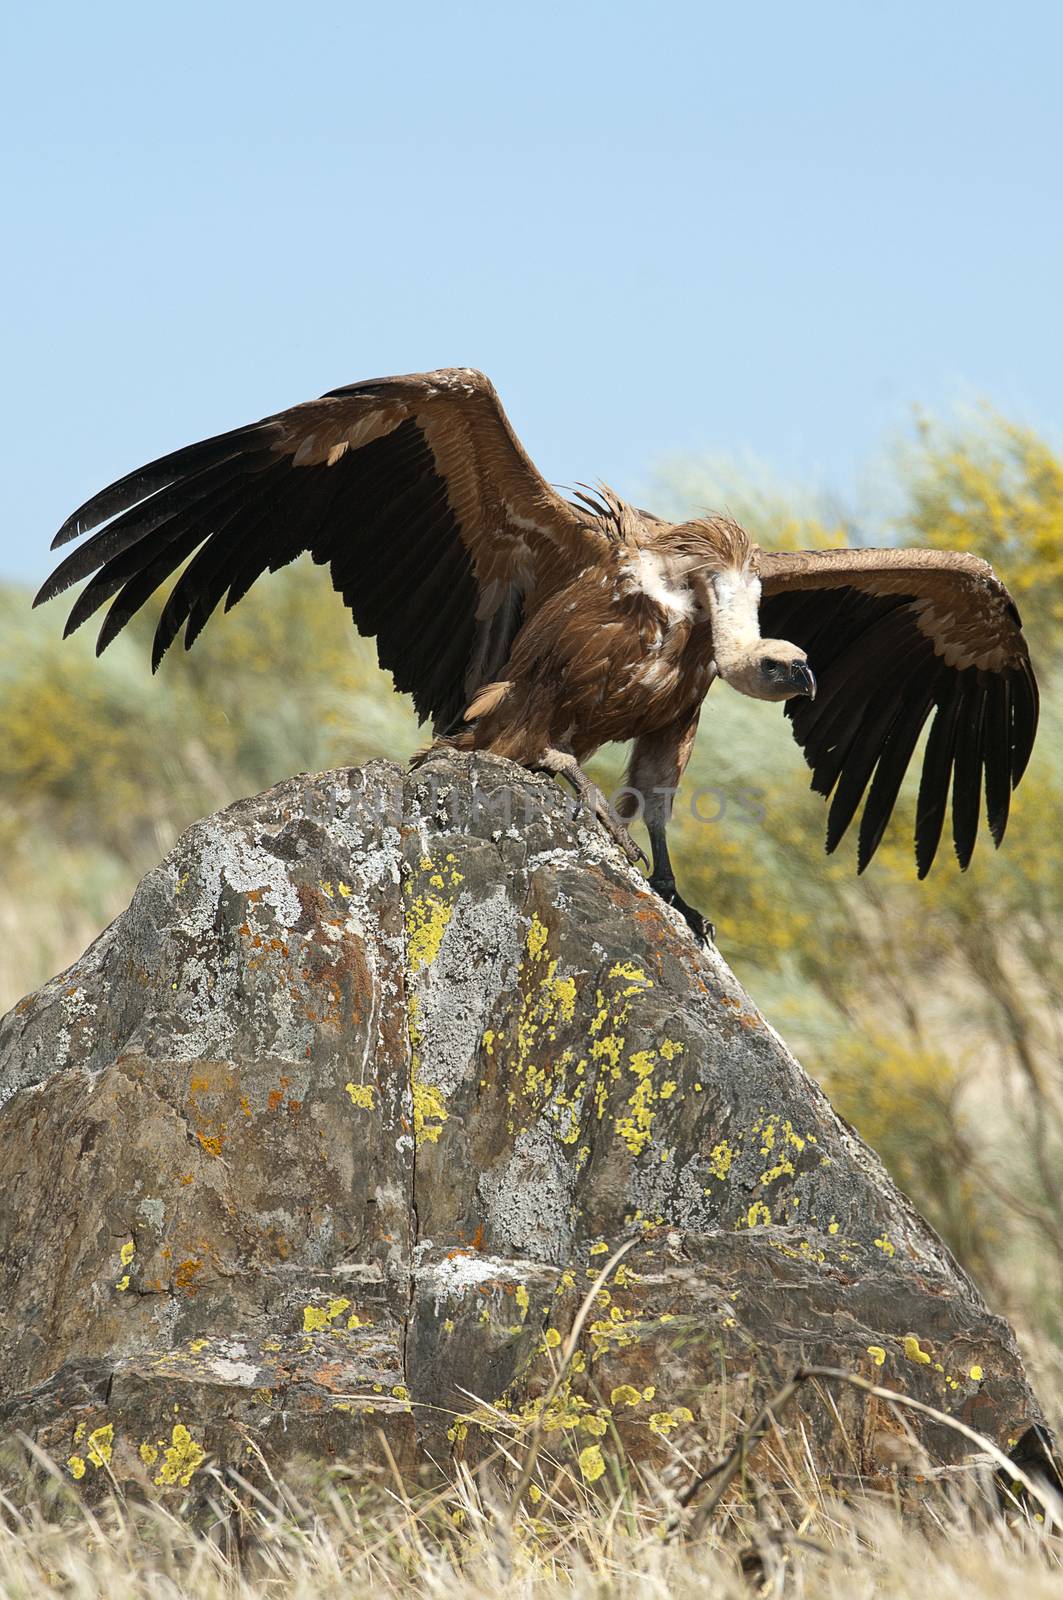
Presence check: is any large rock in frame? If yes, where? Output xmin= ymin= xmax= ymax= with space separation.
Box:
xmin=0 ymin=754 xmax=1047 ymax=1496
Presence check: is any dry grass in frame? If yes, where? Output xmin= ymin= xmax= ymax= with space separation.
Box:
xmin=3 ymin=1322 xmax=1060 ymax=1600
xmin=1 ymin=1415 xmax=1060 ymax=1600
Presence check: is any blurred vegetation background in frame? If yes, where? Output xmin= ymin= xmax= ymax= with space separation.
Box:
xmin=2 ymin=408 xmax=1061 ymax=1363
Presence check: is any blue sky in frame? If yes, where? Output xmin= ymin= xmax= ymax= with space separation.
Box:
xmin=4 ymin=1 xmax=1062 ymax=583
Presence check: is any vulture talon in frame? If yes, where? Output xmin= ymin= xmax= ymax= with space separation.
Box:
xmin=651 ymin=878 xmax=715 ymax=946
xmin=601 ymin=813 xmax=648 ymax=869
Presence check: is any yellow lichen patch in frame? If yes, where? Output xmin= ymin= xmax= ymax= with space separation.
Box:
xmin=874 ymin=1234 xmax=896 ymax=1258
xmin=139 ymin=1442 xmax=159 ymax=1465
xmin=615 ymin=1049 xmax=660 ymax=1156
xmin=608 ymin=960 xmax=653 ymax=996
xmin=759 ymin=1157 xmax=795 ymax=1186
xmin=902 ymin=1335 xmax=932 ymax=1365
xmin=412 ymin=1065 xmax=449 ymax=1145
xmin=345 ymin=1081 xmax=375 ymax=1110
xmin=550 ymin=975 xmax=578 ymax=1021
xmin=116 ymin=1275 xmax=130 ymax=1291
xmin=67 ymin=1456 xmax=86 ymax=1479
xmin=708 ymin=1139 xmax=736 ymax=1182
xmin=970 ymin=1364 xmax=984 ymax=1381
xmin=746 ymin=1201 xmax=772 ymax=1228
xmin=154 ymin=1423 xmax=206 ymax=1487
xmin=406 ymin=854 xmax=464 ymax=972
xmin=119 ymin=1240 xmax=135 ymax=1266
xmin=86 ymin=1424 xmax=114 ymax=1468
xmin=589 ymin=1241 xmax=609 ymax=1256
xmin=303 ymin=1297 xmax=351 ymax=1333
xmin=515 ymin=1284 xmax=530 ymax=1318
xmin=391 ymin=1384 xmax=410 ymax=1400
xmin=648 ymin=1406 xmax=695 ymax=1435
xmin=610 ymin=1384 xmax=643 ymax=1407
xmin=588 ymin=1304 xmax=640 ymax=1359
xmin=188 ymin=1338 xmax=208 ymax=1353
xmin=543 ymin=1327 xmax=562 ymax=1349
xmin=867 ymin=1345 xmax=887 ymax=1366
xmin=578 ymin=1444 xmax=606 ymax=1482
xmin=491 ymin=916 xmax=592 ymax=1145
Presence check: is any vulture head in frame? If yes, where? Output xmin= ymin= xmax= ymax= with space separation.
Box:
xmin=720 ymin=639 xmax=817 ymax=703
xmin=687 ymin=557 xmax=817 ymax=704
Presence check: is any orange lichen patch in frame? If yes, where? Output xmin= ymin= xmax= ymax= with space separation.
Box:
xmin=239 ymin=1096 xmax=253 ymax=1120
xmin=178 ymin=1173 xmax=194 ymax=1186
xmin=267 ymin=1090 xmax=284 ymax=1111
xmin=196 ymin=1133 xmax=224 ymax=1157
xmin=174 ymin=1258 xmax=203 ymax=1293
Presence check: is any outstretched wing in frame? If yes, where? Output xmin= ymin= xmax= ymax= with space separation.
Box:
xmin=757 ymin=547 xmax=1039 ymax=875
xmin=36 ymin=368 xmax=608 ymax=730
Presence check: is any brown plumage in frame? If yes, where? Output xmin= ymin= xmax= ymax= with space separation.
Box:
xmin=36 ymin=367 xmax=1039 ymax=942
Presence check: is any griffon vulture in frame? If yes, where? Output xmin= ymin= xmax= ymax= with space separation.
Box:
xmin=36 ymin=367 xmax=1039 ymax=942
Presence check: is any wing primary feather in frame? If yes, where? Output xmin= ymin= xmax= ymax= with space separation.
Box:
xmin=36 ymin=448 xmax=275 ymax=606
xmin=856 ymin=676 xmax=940 ymax=871
xmin=915 ymin=690 xmax=964 ymax=878
xmin=824 ymin=673 xmax=922 ymax=855
xmin=951 ymin=677 xmax=987 ymax=869
xmin=1010 ymin=659 xmax=1039 ymax=784
xmin=788 ymin=606 xmax=923 ymax=766
xmin=148 ymin=462 xmax=296 ymax=663
xmin=162 ymin=457 xmax=344 ymax=663
xmin=982 ymin=674 xmax=1012 ymax=846
xmin=806 ymin=630 xmax=933 ymax=799
xmin=96 ymin=527 xmax=210 ymax=656
xmin=50 ymin=426 xmax=273 ymax=549
xmin=60 ymin=463 xmax=274 ymax=639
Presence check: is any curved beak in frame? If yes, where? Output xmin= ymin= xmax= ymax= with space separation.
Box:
xmin=791 ymin=661 xmax=817 ymax=700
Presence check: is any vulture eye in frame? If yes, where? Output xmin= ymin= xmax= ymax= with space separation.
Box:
xmin=761 ymin=658 xmax=784 ymax=673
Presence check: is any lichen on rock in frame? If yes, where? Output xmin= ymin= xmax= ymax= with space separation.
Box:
xmin=0 ymin=752 xmax=1047 ymax=1494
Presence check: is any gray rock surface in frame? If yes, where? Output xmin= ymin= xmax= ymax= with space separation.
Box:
xmin=0 ymin=753 xmax=1045 ymax=1496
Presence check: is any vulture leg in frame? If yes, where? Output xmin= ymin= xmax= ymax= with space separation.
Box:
xmin=538 ymin=749 xmax=647 ymax=868
xmin=620 ymin=709 xmax=714 ymax=945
